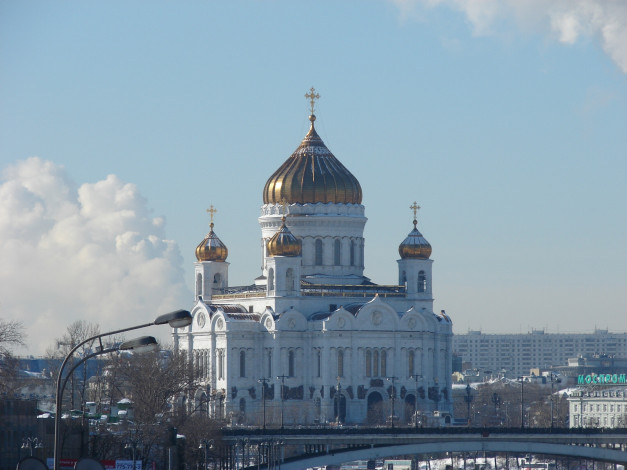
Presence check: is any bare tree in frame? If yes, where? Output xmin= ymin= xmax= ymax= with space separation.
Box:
xmin=106 ymin=348 xmax=198 ymax=466
xmin=174 ymin=412 xmax=222 ymax=466
xmin=456 ymin=380 xmax=563 ymax=428
xmin=46 ymin=320 xmax=101 ymax=410
xmin=0 ymin=318 xmax=25 ymax=394
xmin=45 ymin=320 xmax=102 ymax=459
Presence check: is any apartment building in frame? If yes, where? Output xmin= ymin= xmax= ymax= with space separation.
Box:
xmin=453 ymin=329 xmax=627 ymax=378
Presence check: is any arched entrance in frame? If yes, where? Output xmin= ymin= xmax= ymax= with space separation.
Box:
xmin=367 ymin=392 xmax=384 ymax=425
xmin=334 ymin=394 xmax=347 ymax=423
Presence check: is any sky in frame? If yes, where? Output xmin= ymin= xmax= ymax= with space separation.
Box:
xmin=1 ymin=0 xmax=626 ymax=356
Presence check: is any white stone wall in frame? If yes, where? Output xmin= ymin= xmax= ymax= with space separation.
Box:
xmin=174 ymin=296 xmax=453 ymax=426
xmin=568 ymin=388 xmax=627 ymax=428
xmin=259 ymin=203 xmax=367 ymax=280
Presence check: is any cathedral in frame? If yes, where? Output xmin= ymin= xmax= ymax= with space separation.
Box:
xmin=172 ymin=89 xmax=453 ymax=427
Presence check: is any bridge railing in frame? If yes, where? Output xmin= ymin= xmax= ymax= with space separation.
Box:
xmin=221 ymin=425 xmax=627 ymax=438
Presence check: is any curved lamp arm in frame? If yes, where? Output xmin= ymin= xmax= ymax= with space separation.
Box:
xmin=54 ymin=310 xmax=190 ymax=470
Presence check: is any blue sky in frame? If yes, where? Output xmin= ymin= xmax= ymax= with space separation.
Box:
xmin=1 ymin=1 xmax=626 ymax=354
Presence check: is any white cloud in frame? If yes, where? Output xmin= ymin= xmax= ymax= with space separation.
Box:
xmin=390 ymin=0 xmax=627 ymax=74
xmin=0 ymin=158 xmax=191 ymax=355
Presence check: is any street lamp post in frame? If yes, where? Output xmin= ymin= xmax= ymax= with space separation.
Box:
xmin=21 ymin=437 xmax=43 ymax=457
xmin=491 ymin=392 xmax=501 ymax=425
xmin=549 ymin=372 xmax=560 ymax=430
xmin=385 ymin=376 xmax=398 ymax=429
xmin=199 ymin=439 xmax=214 ymax=470
xmin=464 ymin=384 xmax=473 ymax=427
xmin=125 ymin=435 xmax=143 ymax=470
xmin=276 ymin=375 xmax=288 ymax=429
xmin=53 ymin=309 xmax=192 ymax=470
xmin=258 ymin=378 xmax=269 ymax=430
xmin=335 ymin=376 xmax=342 ymax=426
xmin=432 ymin=377 xmax=441 ymax=413
xmin=411 ymin=374 xmax=422 ymax=430
xmin=518 ymin=376 xmax=525 ymax=429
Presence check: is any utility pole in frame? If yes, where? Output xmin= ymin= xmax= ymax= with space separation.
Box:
xmin=258 ymin=378 xmax=269 ymax=430
xmin=385 ymin=376 xmax=398 ymax=429
xmin=464 ymin=383 xmax=473 ymax=427
xmin=335 ymin=376 xmax=342 ymax=425
xmin=276 ymin=375 xmax=288 ymax=429
xmin=519 ymin=376 xmax=525 ymax=429
xmin=411 ymin=374 xmax=422 ymax=430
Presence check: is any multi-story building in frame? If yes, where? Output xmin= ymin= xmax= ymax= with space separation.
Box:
xmin=453 ymin=329 xmax=627 ymax=378
xmin=172 ymin=92 xmax=454 ymax=426
xmin=568 ymin=388 xmax=627 ymax=428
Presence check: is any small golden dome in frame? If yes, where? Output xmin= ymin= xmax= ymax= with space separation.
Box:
xmin=263 ymin=115 xmax=362 ymax=205
xmin=267 ymin=217 xmax=302 ymax=257
xmin=196 ymin=223 xmax=228 ymax=262
xmin=399 ymin=219 xmax=432 ymax=260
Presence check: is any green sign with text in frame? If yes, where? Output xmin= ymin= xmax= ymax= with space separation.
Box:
xmin=578 ymin=373 xmax=626 ymax=385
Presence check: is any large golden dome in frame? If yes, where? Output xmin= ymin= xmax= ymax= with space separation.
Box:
xmin=266 ymin=216 xmax=302 ymax=257
xmin=263 ymin=114 xmax=362 ymax=205
xmin=196 ymin=223 xmax=228 ymax=262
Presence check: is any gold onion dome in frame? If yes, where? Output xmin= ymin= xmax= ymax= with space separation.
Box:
xmin=196 ymin=222 xmax=228 ymax=262
xmin=267 ymin=216 xmax=302 ymax=257
xmin=399 ymin=219 xmax=432 ymax=260
xmin=263 ymin=114 xmax=362 ymax=205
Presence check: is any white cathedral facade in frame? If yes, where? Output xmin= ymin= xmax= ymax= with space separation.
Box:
xmin=172 ymin=93 xmax=453 ymax=426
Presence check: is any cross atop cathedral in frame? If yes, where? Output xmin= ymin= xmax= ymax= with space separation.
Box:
xmin=305 ymin=87 xmax=320 ymax=115
xmin=206 ymin=205 xmax=217 ymax=227
xmin=410 ymin=201 xmax=420 ymax=226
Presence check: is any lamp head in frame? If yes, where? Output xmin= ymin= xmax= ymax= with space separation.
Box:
xmin=119 ymin=336 xmax=158 ymax=353
xmin=154 ymin=309 xmax=192 ymax=328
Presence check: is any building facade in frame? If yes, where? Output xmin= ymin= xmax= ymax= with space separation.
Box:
xmin=172 ymin=94 xmax=453 ymax=426
xmin=453 ymin=329 xmax=627 ymax=378
xmin=568 ymin=388 xmax=627 ymax=428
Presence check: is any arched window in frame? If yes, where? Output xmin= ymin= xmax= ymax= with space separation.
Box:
xmin=288 ymin=350 xmax=295 ymax=377
xmin=337 ymin=349 xmax=344 ymax=377
xmin=315 ymin=239 xmax=323 ymax=265
xmin=418 ymin=271 xmax=426 ymax=293
xmin=373 ymin=350 xmax=379 ymax=377
xmin=365 ymin=350 xmax=372 ymax=377
xmin=196 ymin=273 xmax=203 ymax=297
xmin=408 ymin=350 xmax=415 ymax=377
xmin=360 ymin=241 xmax=364 ymax=267
xmin=381 ymin=350 xmax=387 ymax=377
xmin=286 ymin=268 xmax=294 ymax=290
xmin=217 ymin=350 xmax=224 ymax=380
xmin=239 ymin=397 xmax=246 ymax=413
xmin=268 ymin=268 xmax=274 ymax=291
xmin=316 ymin=350 xmax=321 ymax=378
xmin=199 ymin=392 xmax=208 ymax=415
xmin=350 ymin=240 xmax=355 ymax=266
xmin=213 ymin=273 xmax=222 ymax=288
xmin=239 ymin=350 xmax=246 ymax=377
xmin=334 ymin=239 xmax=341 ymax=266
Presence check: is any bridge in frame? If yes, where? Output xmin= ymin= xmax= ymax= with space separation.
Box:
xmin=216 ymin=427 xmax=627 ymax=470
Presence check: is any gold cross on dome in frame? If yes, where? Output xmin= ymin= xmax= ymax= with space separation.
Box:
xmin=206 ymin=205 xmax=217 ymax=224
xmin=305 ymin=87 xmax=320 ymax=115
xmin=410 ymin=201 xmax=421 ymax=220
